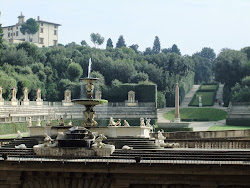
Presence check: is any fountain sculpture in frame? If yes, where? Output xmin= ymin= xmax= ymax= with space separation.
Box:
xmin=72 ymin=58 xmax=107 ymax=126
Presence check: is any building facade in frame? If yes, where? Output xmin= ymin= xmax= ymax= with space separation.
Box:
xmin=2 ymin=13 xmax=61 ymax=47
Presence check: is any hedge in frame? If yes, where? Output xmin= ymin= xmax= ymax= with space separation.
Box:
xmin=226 ymin=118 xmax=250 ymax=126
xmin=155 ymin=127 xmax=193 ymax=132
xmin=200 ymin=83 xmax=219 ymax=91
xmin=102 ymin=83 xmax=157 ymax=102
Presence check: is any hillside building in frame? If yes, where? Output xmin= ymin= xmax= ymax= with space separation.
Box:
xmin=2 ymin=13 xmax=61 ymax=47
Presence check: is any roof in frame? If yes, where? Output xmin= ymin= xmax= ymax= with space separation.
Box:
xmin=38 ymin=20 xmax=61 ymax=26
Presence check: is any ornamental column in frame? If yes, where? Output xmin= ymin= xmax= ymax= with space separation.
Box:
xmin=174 ymin=83 xmax=180 ymax=123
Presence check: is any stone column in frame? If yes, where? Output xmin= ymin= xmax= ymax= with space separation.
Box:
xmin=0 ymin=86 xmax=4 ymax=105
xmin=174 ymin=83 xmax=180 ymax=123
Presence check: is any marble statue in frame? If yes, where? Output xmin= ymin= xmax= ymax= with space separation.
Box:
xmin=115 ymin=119 xmax=121 ymax=126
xmin=146 ymin=118 xmax=151 ymax=127
xmin=44 ymin=133 xmax=53 ymax=147
xmin=122 ymin=145 xmax=133 ymax=150
xmin=23 ymin=87 xmax=28 ymax=101
xmin=16 ymin=130 xmax=23 ymax=139
xmin=85 ymin=83 xmax=94 ymax=99
xmin=37 ymin=88 xmax=41 ymax=100
xmin=15 ymin=144 xmax=27 ymax=149
xmin=123 ymin=120 xmax=130 ymax=126
xmin=0 ymin=86 xmax=3 ymax=101
xmin=28 ymin=117 xmax=32 ymax=126
xmin=109 ymin=117 xmax=116 ymax=126
xmin=12 ymin=87 xmax=17 ymax=101
xmin=68 ymin=121 xmax=72 ymax=126
xmin=92 ymin=134 xmax=107 ymax=148
xmin=46 ymin=116 xmax=52 ymax=126
xmin=199 ymin=95 xmax=202 ymax=103
xmin=158 ymin=130 xmax=166 ymax=140
xmin=140 ymin=117 xmax=145 ymax=127
xmin=59 ymin=117 xmax=65 ymax=126
xmin=36 ymin=118 xmax=41 ymax=126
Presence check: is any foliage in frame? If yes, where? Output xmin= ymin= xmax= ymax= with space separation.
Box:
xmin=152 ymin=36 xmax=161 ymax=54
xmin=67 ymin=61 xmax=83 ymax=81
xmin=171 ymin=44 xmax=181 ymax=55
xmin=0 ymin=21 xmax=3 ymax=48
xmin=106 ymin=38 xmax=113 ymax=48
xmin=157 ymin=91 xmax=165 ymax=108
xmin=90 ymin=33 xmax=104 ymax=47
xmin=164 ymin=108 xmax=227 ymax=121
xmin=80 ymin=40 xmax=88 ymax=46
xmin=116 ymin=35 xmax=126 ymax=48
xmin=129 ymin=44 xmax=139 ymax=54
xmin=198 ymin=47 xmax=216 ymax=61
xmin=20 ymin=18 xmax=39 ymax=41
xmin=231 ymin=84 xmax=250 ymax=102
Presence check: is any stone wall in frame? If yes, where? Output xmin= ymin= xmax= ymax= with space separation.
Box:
xmin=226 ymin=102 xmax=250 ymax=125
xmin=0 ymin=102 xmax=157 ymax=123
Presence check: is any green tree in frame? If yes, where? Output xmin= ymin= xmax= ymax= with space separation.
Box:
xmin=80 ymin=40 xmax=88 ymax=46
xmin=116 ymin=35 xmax=126 ymax=48
xmin=171 ymin=44 xmax=181 ymax=55
xmin=152 ymin=36 xmax=161 ymax=54
xmin=143 ymin=47 xmax=152 ymax=55
xmin=106 ymin=38 xmax=113 ymax=48
xmin=20 ymin=18 xmax=39 ymax=42
xmin=129 ymin=44 xmax=139 ymax=54
xmin=67 ymin=61 xmax=83 ymax=81
xmin=90 ymin=33 xmax=104 ymax=47
xmin=162 ymin=48 xmax=172 ymax=54
xmin=198 ymin=47 xmax=216 ymax=61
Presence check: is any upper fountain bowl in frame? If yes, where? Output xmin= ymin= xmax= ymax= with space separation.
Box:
xmin=72 ymin=99 xmax=108 ymax=106
xmin=80 ymin=77 xmax=99 ymax=84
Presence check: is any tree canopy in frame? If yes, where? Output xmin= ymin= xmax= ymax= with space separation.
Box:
xmin=106 ymin=38 xmax=113 ymax=48
xmin=20 ymin=18 xmax=39 ymax=41
xmin=152 ymin=36 xmax=161 ymax=54
xmin=90 ymin=33 xmax=104 ymax=47
xmin=116 ymin=35 xmax=126 ymax=48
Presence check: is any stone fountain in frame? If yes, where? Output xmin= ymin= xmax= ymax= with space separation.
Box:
xmin=72 ymin=58 xmax=107 ymax=127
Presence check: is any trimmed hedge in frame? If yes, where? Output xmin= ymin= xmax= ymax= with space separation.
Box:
xmin=181 ymin=118 xmax=209 ymax=122
xmin=0 ymin=122 xmax=28 ymax=135
xmin=102 ymin=83 xmax=157 ymax=102
xmin=200 ymin=83 xmax=219 ymax=91
xmin=226 ymin=118 xmax=250 ymax=126
xmin=155 ymin=127 xmax=193 ymax=132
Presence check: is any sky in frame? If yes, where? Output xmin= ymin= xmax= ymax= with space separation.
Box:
xmin=0 ymin=0 xmax=250 ymax=55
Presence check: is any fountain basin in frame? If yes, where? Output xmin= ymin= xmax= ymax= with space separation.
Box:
xmin=72 ymin=99 xmax=108 ymax=106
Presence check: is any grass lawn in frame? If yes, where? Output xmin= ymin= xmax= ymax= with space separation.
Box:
xmin=200 ymin=85 xmax=217 ymax=90
xmin=208 ymin=125 xmax=250 ymax=131
xmin=0 ymin=132 xmax=29 ymax=139
xmin=190 ymin=92 xmax=215 ymax=106
xmin=164 ymin=108 xmax=227 ymax=121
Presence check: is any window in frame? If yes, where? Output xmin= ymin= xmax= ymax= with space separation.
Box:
xmin=40 ymin=28 xmax=43 ymax=33
xmin=8 ymin=33 xmax=10 ymax=37
xmin=16 ymin=31 xmax=19 ymax=36
xmin=14 ymin=33 xmax=15 ymax=36
xmin=8 ymin=28 xmax=10 ymax=31
xmin=40 ymin=22 xmax=43 ymax=26
xmin=54 ymin=30 xmax=57 ymax=35
xmin=54 ymin=25 xmax=57 ymax=29
xmin=16 ymin=26 xmax=18 ymax=29
xmin=40 ymin=38 xmax=44 ymax=44
xmin=53 ymin=40 xmax=57 ymax=46
xmin=29 ymin=38 xmax=33 ymax=42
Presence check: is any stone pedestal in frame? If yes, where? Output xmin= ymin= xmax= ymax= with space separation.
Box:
xmin=62 ymin=101 xmax=72 ymax=106
xmin=11 ymin=100 xmax=18 ymax=106
xmin=36 ymin=100 xmax=43 ymax=106
xmin=0 ymin=100 xmax=4 ymax=106
xmin=174 ymin=118 xmax=181 ymax=123
xmin=23 ymin=100 xmax=29 ymax=106
xmin=199 ymin=102 xmax=202 ymax=107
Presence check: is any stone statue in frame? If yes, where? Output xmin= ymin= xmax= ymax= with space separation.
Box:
xmin=199 ymin=95 xmax=202 ymax=103
xmin=68 ymin=121 xmax=72 ymax=126
xmin=12 ymin=87 xmax=17 ymax=101
xmin=28 ymin=117 xmax=32 ymax=126
xmin=115 ymin=119 xmax=121 ymax=126
xmin=46 ymin=116 xmax=52 ymax=126
xmin=124 ymin=120 xmax=130 ymax=126
xmin=23 ymin=87 xmax=28 ymax=101
xmin=44 ymin=133 xmax=53 ymax=147
xmin=16 ymin=130 xmax=23 ymax=139
xmin=59 ymin=117 xmax=65 ymax=126
xmin=158 ymin=130 xmax=166 ymax=140
xmin=128 ymin=91 xmax=135 ymax=103
xmin=109 ymin=117 xmax=116 ymax=126
xmin=140 ymin=117 xmax=145 ymax=127
xmin=85 ymin=83 xmax=94 ymax=99
xmin=36 ymin=88 xmax=41 ymax=101
xmin=92 ymin=134 xmax=107 ymax=148
xmin=37 ymin=118 xmax=41 ymax=126
xmin=146 ymin=118 xmax=151 ymax=127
